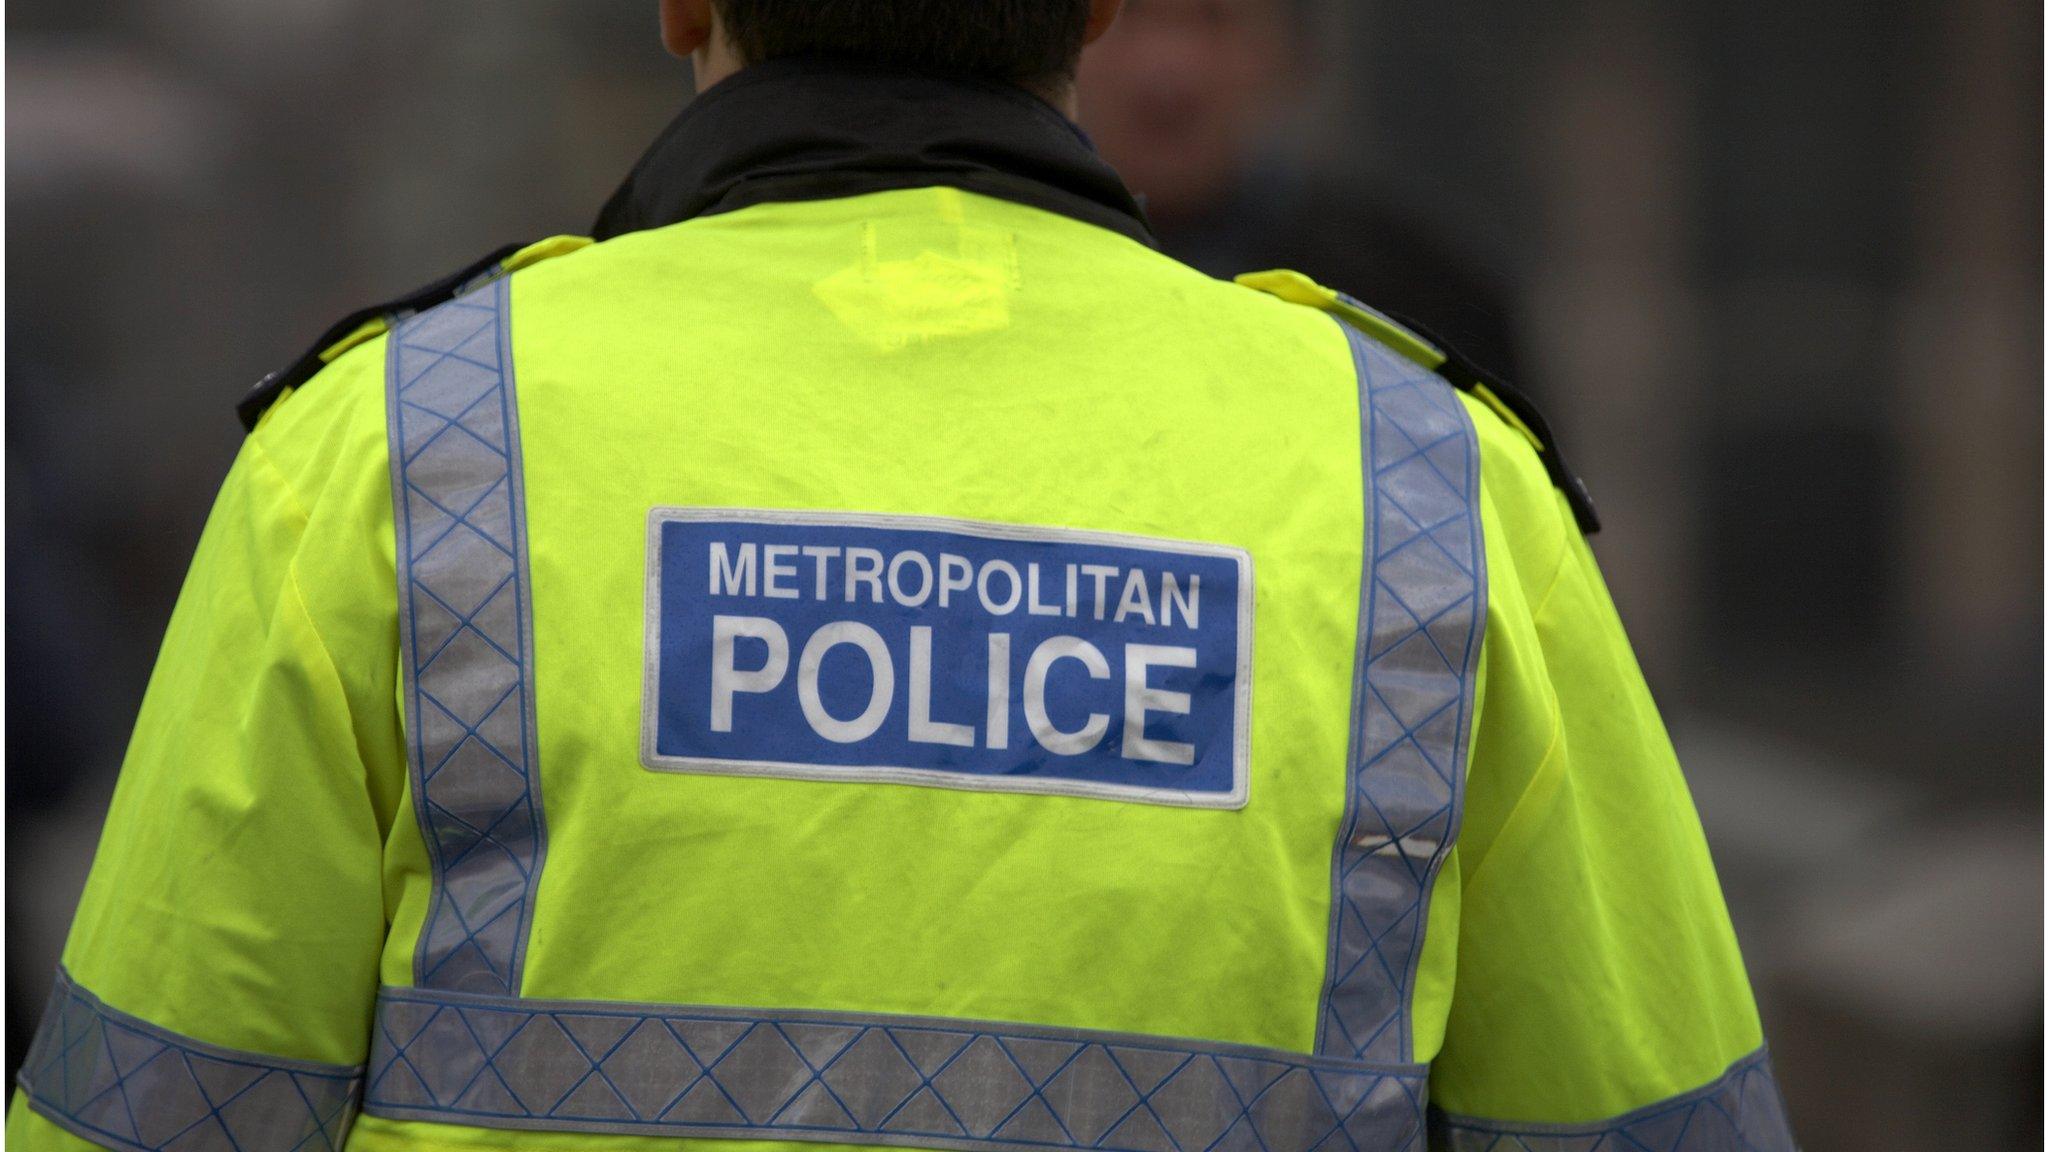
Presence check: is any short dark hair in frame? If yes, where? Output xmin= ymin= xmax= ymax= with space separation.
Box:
xmin=713 ymin=0 xmax=1093 ymax=86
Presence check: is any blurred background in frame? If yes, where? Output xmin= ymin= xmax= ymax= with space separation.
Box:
xmin=6 ymin=0 xmax=2041 ymax=1146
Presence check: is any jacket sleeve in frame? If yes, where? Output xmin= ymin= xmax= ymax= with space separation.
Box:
xmin=9 ymin=363 xmax=403 ymax=1151
xmin=1424 ymin=409 xmax=1797 ymax=1149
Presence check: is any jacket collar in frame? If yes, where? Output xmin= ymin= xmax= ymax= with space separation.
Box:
xmin=592 ymin=55 xmax=1155 ymax=247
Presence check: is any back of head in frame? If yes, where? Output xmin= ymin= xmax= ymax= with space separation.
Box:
xmin=713 ymin=0 xmax=1093 ymax=87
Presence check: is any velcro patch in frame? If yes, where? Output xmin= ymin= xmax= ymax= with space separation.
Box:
xmin=642 ymin=509 xmax=1252 ymax=808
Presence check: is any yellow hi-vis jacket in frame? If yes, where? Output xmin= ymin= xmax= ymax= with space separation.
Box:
xmin=11 ymin=58 xmax=1794 ymax=1152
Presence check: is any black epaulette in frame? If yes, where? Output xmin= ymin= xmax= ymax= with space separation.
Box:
xmin=1235 ymin=270 xmax=1601 ymax=535
xmin=236 ymin=241 xmax=529 ymax=431
xmin=1376 ymin=308 xmax=1602 ymax=535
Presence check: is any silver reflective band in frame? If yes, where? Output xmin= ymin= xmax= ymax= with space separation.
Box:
xmin=1318 ymin=321 xmax=1485 ymax=1065
xmin=1429 ymin=1047 xmax=1797 ymax=1151
xmin=387 ymin=276 xmax=549 ymax=996
xmin=17 ymin=967 xmax=362 ymax=1152
xmin=365 ymin=987 xmax=1429 ymax=1151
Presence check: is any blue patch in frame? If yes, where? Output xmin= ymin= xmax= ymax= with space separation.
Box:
xmin=643 ymin=509 xmax=1252 ymax=808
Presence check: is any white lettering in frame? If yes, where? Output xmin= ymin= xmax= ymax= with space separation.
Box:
xmin=801 ymin=546 xmax=841 ymax=600
xmin=1081 ymin=564 xmax=1117 ymax=620
xmin=907 ymin=626 xmax=974 ymax=746
xmin=938 ymin=553 xmax=973 ymax=608
xmin=762 ymin=544 xmax=799 ymax=599
xmin=845 ymin=548 xmax=885 ymax=604
xmin=1026 ymin=563 xmax=1063 ymax=617
xmin=986 ymin=633 xmax=1011 ymax=750
xmin=1122 ymin=644 xmax=1196 ymax=764
xmin=1023 ymin=636 xmax=1110 ymax=755
xmin=1162 ymin=573 xmax=1199 ymax=630
xmin=978 ymin=559 xmax=1022 ymax=616
xmin=1114 ymin=568 xmax=1156 ymax=625
xmin=709 ymin=615 xmax=787 ymax=731
xmin=709 ymin=542 xmax=757 ymax=597
xmin=889 ymin=550 xmax=934 ymax=607
xmin=796 ymin=622 xmax=894 ymax=743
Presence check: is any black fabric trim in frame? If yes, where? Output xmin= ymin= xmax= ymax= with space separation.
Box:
xmin=236 ymin=241 xmax=526 ymax=431
xmin=1377 ymin=307 xmax=1602 ymax=535
xmin=590 ymin=55 xmax=1155 ymax=249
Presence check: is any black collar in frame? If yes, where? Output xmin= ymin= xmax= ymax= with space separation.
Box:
xmin=591 ymin=56 xmax=1155 ymax=248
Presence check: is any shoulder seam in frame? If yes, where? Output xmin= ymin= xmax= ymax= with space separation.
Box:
xmin=1527 ymin=525 xmax=1577 ymax=622
xmin=245 ymin=413 xmax=359 ymax=691
xmin=242 ymin=433 xmax=312 ymax=534
xmin=1461 ymin=691 xmax=1566 ymax=906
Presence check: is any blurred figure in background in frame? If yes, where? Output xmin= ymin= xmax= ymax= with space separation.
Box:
xmin=1079 ymin=0 xmax=1524 ymax=379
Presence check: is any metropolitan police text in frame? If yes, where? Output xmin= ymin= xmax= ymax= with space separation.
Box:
xmin=704 ymin=540 xmax=1205 ymax=765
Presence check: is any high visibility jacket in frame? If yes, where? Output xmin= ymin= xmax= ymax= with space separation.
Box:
xmin=11 ymin=57 xmax=1794 ymax=1152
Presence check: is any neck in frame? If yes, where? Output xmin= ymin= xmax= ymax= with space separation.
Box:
xmin=690 ymin=39 xmax=746 ymax=93
xmin=1024 ymin=79 xmax=1080 ymax=120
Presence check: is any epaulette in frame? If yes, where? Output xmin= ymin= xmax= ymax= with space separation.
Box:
xmin=237 ymin=236 xmax=592 ymax=431
xmin=1236 ymin=270 xmax=1601 ymax=535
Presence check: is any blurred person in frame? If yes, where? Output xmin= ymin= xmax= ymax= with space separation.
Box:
xmin=1079 ymin=0 xmax=1525 ymax=379
xmin=9 ymin=3 xmax=1794 ymax=1152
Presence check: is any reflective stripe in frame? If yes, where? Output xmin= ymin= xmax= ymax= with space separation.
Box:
xmin=16 ymin=967 xmax=362 ymax=1152
xmin=363 ymin=988 xmax=1427 ymax=1151
xmin=1429 ymin=1048 xmax=1797 ymax=1151
xmin=1317 ymin=320 xmax=1486 ymax=1064
xmin=387 ymin=275 xmax=549 ymax=995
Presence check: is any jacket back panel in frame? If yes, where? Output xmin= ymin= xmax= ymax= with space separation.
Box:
xmin=376 ymin=187 xmax=1375 ymax=1059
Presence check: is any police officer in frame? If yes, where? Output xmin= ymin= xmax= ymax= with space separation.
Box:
xmin=11 ymin=3 xmax=1798 ymax=1151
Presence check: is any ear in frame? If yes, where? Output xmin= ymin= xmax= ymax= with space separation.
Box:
xmin=1081 ymin=0 xmax=1124 ymax=46
xmin=659 ymin=0 xmax=715 ymax=59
